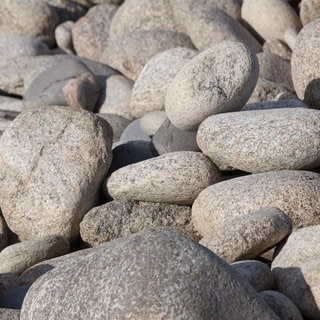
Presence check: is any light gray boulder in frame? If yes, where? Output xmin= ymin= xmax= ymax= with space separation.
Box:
xmin=300 ymin=0 xmax=320 ymax=26
xmin=55 ymin=21 xmax=75 ymax=54
xmin=119 ymin=119 xmax=151 ymax=143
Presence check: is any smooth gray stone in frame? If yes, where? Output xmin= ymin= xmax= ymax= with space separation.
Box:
xmin=120 ymin=119 xmax=151 ymax=143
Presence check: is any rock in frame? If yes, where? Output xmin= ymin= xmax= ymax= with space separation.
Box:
xmin=199 ymin=207 xmax=292 ymax=262
xmin=80 ymin=199 xmax=195 ymax=246
xmin=72 ymin=3 xmax=118 ymax=61
xmin=140 ymin=111 xmax=167 ymax=136
xmin=119 ymin=119 xmax=151 ymax=143
xmin=291 ymin=19 xmax=320 ymax=109
xmin=0 ymin=274 xmax=21 ymax=296
xmin=197 ymin=108 xmax=320 ymax=173
xmin=106 ymin=151 xmax=221 ymax=205
xmin=210 ymin=0 xmax=242 ymax=21
xmin=242 ymin=99 xmax=307 ymax=111
xmin=91 ymin=0 xmax=123 ymax=3
xmin=0 ymin=215 xmax=7 ymax=251
xmin=45 ymin=0 xmax=87 ymax=22
xmin=300 ymin=0 xmax=320 ymax=26
xmin=55 ymin=21 xmax=75 ymax=54
xmin=165 ymin=41 xmax=259 ymax=131
xmin=0 ymin=107 xmax=113 ymax=241
xmin=98 ymin=75 xmax=134 ymax=120
xmin=129 ymin=47 xmax=198 ymax=118
xmin=241 ymin=0 xmax=302 ymax=42
xmin=20 ymin=228 xmax=280 ymax=320
xmin=0 ymin=308 xmax=20 ymax=320
xmin=262 ymin=39 xmax=291 ymax=61
xmin=0 ymin=0 xmax=59 ymax=47
xmin=231 ymin=260 xmax=274 ymax=292
xmin=0 ymin=285 xmax=31 ymax=309
xmin=152 ymin=118 xmax=200 ymax=155
xmin=99 ymin=29 xmax=195 ymax=81
xmin=0 ymin=235 xmax=70 ymax=275
xmin=192 ymin=170 xmax=320 ymax=238
xmin=0 ymin=97 xmax=24 ymax=113
xmin=259 ymin=290 xmax=303 ymax=320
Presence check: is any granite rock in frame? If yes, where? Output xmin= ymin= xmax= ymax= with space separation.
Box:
xmin=262 ymin=39 xmax=291 ymax=61
xmin=0 ymin=308 xmax=20 ymax=320
xmin=242 ymin=99 xmax=307 ymax=111
xmin=300 ymin=0 xmax=320 ymax=26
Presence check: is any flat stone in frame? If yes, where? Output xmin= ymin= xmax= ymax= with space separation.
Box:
xmin=0 ymin=107 xmax=113 ymax=241
xmin=0 ymin=215 xmax=7 ymax=251
xmin=106 ymin=151 xmax=221 ymax=205
xmin=200 ymin=207 xmax=292 ymax=262
xmin=242 ymin=99 xmax=307 ymax=111
xmin=20 ymin=228 xmax=280 ymax=320
xmin=300 ymin=0 xmax=320 ymax=26
xmin=197 ymin=108 xmax=320 ymax=173
xmin=0 ymin=308 xmax=20 ymax=320
xmin=192 ymin=170 xmax=320 ymax=238
xmin=55 ymin=21 xmax=75 ymax=54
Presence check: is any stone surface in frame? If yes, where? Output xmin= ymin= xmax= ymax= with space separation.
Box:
xmin=291 ymin=19 xmax=320 ymax=109
xmin=165 ymin=41 xmax=259 ymax=131
xmin=20 ymin=228 xmax=280 ymax=320
xmin=192 ymin=170 xmax=320 ymax=238
xmin=241 ymin=0 xmax=302 ymax=42
xmin=300 ymin=0 xmax=320 ymax=26
xmin=106 ymin=151 xmax=221 ymax=205
xmin=0 ymin=274 xmax=21 ymax=297
xmin=262 ymin=39 xmax=291 ymax=61
xmin=231 ymin=260 xmax=274 ymax=292
xmin=0 ymin=308 xmax=20 ymax=320
xmin=197 ymin=108 xmax=320 ymax=173
xmin=100 ymin=29 xmax=195 ymax=81
xmin=140 ymin=111 xmax=167 ymax=136
xmin=200 ymin=207 xmax=292 ymax=262
xmin=55 ymin=21 xmax=75 ymax=54
xmin=119 ymin=119 xmax=151 ymax=143
xmin=80 ymin=199 xmax=195 ymax=246
xmin=129 ymin=47 xmax=198 ymax=118
xmin=46 ymin=0 xmax=87 ymax=22
xmin=0 ymin=285 xmax=31 ymax=309
xmin=242 ymin=99 xmax=307 ymax=111
xmin=72 ymin=3 xmax=118 ymax=61
xmin=0 ymin=107 xmax=113 ymax=241
xmin=0 ymin=215 xmax=7 ymax=251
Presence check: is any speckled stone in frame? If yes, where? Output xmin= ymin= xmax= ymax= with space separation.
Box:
xmin=106 ymin=151 xmax=221 ymax=205
xmin=262 ymin=39 xmax=291 ymax=61
xmin=0 ymin=308 xmax=20 ymax=319
xmin=300 ymin=0 xmax=320 ymax=26
xmin=55 ymin=21 xmax=75 ymax=54
xmin=140 ymin=111 xmax=167 ymax=136
xmin=165 ymin=41 xmax=259 ymax=131
xmin=0 ymin=107 xmax=113 ymax=241
xmin=231 ymin=260 xmax=274 ymax=292
xmin=197 ymin=108 xmax=320 ymax=173
xmin=0 ymin=215 xmax=7 ymax=251
xmin=242 ymin=99 xmax=307 ymax=111
xmin=192 ymin=170 xmax=320 ymax=238
xmin=241 ymin=0 xmax=301 ymax=42
xmin=20 ymin=228 xmax=280 ymax=320
xmin=129 ymin=47 xmax=198 ymax=118
xmin=200 ymin=207 xmax=292 ymax=262
xmin=291 ymin=19 xmax=320 ymax=109
xmin=99 ymin=29 xmax=195 ymax=81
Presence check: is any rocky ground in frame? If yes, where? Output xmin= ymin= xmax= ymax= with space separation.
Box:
xmin=0 ymin=0 xmax=319 ymax=319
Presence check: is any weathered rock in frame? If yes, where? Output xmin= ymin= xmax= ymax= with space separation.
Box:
xmin=129 ymin=47 xmax=198 ymax=118
xmin=140 ymin=111 xmax=167 ymax=136
xmin=192 ymin=170 xmax=320 ymax=238
xmin=0 ymin=107 xmax=113 ymax=241
xmin=231 ymin=260 xmax=274 ymax=292
xmin=242 ymin=99 xmax=307 ymax=111
xmin=106 ymin=151 xmax=221 ymax=205
xmin=100 ymin=29 xmax=195 ymax=81
xmin=0 ymin=215 xmax=7 ymax=251
xmin=119 ymin=119 xmax=151 ymax=143
xmin=0 ymin=308 xmax=20 ymax=320
xmin=200 ymin=207 xmax=292 ymax=262
xmin=0 ymin=97 xmax=24 ymax=114
xmin=55 ymin=21 xmax=75 ymax=54
xmin=165 ymin=41 xmax=259 ymax=131
xmin=262 ymin=39 xmax=291 ymax=61
xmin=20 ymin=228 xmax=280 ymax=320
xmin=197 ymin=108 xmax=320 ymax=173
xmin=46 ymin=0 xmax=87 ymax=22
xmin=0 ymin=285 xmax=31 ymax=309
xmin=300 ymin=0 xmax=320 ymax=26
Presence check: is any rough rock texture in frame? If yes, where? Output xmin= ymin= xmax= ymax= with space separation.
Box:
xmin=0 ymin=215 xmax=7 ymax=251
xmin=192 ymin=170 xmax=320 ymax=238
xmin=199 ymin=207 xmax=292 ymax=262
xmin=0 ymin=308 xmax=20 ymax=320
xmin=140 ymin=111 xmax=167 ymax=136
xmin=241 ymin=0 xmax=302 ymax=42
xmin=291 ymin=19 xmax=320 ymax=109
xmin=55 ymin=21 xmax=75 ymax=54
xmin=197 ymin=108 xmax=320 ymax=173
xmin=242 ymin=99 xmax=307 ymax=111
xmin=106 ymin=151 xmax=221 ymax=205
xmin=20 ymin=228 xmax=280 ymax=320
xmin=72 ymin=3 xmax=118 ymax=61
xmin=0 ymin=107 xmax=113 ymax=241
xmin=100 ymin=29 xmax=195 ymax=81
xmin=262 ymin=39 xmax=291 ymax=61
xmin=129 ymin=47 xmax=198 ymax=118
xmin=231 ymin=260 xmax=274 ymax=292
xmin=80 ymin=199 xmax=195 ymax=246
xmin=166 ymin=41 xmax=259 ymax=131
xmin=300 ymin=0 xmax=320 ymax=26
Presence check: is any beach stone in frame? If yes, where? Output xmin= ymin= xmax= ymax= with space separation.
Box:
xmin=300 ymin=0 xmax=320 ymax=26
xmin=106 ymin=151 xmax=221 ymax=205
xmin=46 ymin=0 xmax=87 ymax=22
xmin=130 ymin=47 xmax=198 ymax=118
xmin=199 ymin=207 xmax=292 ymax=262
xmin=152 ymin=118 xmax=200 ymax=155
xmin=100 ymin=29 xmax=195 ymax=81
xmin=80 ymin=199 xmax=194 ymax=246
xmin=72 ymin=3 xmax=118 ymax=61
xmin=140 ymin=111 xmax=167 ymax=136
xmin=231 ymin=260 xmax=274 ymax=292
xmin=0 ymin=285 xmax=30 ymax=309
xmin=210 ymin=0 xmax=242 ymax=21
xmin=55 ymin=21 xmax=75 ymax=54
xmin=166 ymin=41 xmax=259 ymax=131
xmin=0 ymin=97 xmax=25 ymax=114
xmin=20 ymin=228 xmax=280 ymax=320
xmin=197 ymin=108 xmax=320 ymax=173
xmin=0 ymin=0 xmax=59 ymax=47
xmin=192 ymin=170 xmax=320 ymax=238
xmin=241 ymin=0 xmax=302 ymax=42
xmin=262 ymin=39 xmax=291 ymax=61
xmin=120 ymin=119 xmax=151 ymax=143
xmin=0 ymin=107 xmax=113 ymax=241
xmin=291 ymin=19 xmax=320 ymax=109
xmin=0 ymin=274 xmax=21 ymax=297
xmin=98 ymin=75 xmax=134 ymax=120
xmin=91 ymin=0 xmax=123 ymax=3
xmin=242 ymin=99 xmax=307 ymax=111
xmin=0 ymin=215 xmax=7 ymax=251
xmin=0 ymin=309 xmax=20 ymax=320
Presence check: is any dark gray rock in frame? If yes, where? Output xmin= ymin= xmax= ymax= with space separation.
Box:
xmin=0 ymin=285 xmax=31 ymax=309
xmin=0 ymin=215 xmax=7 ymax=251
xmin=0 ymin=274 xmax=21 ymax=296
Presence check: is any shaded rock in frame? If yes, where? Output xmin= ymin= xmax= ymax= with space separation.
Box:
xmin=0 ymin=215 xmax=7 ymax=251
xmin=20 ymin=228 xmax=280 ymax=320
xmin=0 ymin=285 xmax=31 ymax=309
xmin=192 ymin=170 xmax=320 ymax=238
xmin=0 ymin=274 xmax=21 ymax=296
xmin=0 ymin=308 xmax=20 ymax=320
xmin=210 ymin=0 xmax=242 ymax=21
xmin=166 ymin=41 xmax=259 ymax=131
xmin=200 ymin=207 xmax=292 ymax=262
xmin=197 ymin=108 xmax=320 ymax=173
xmin=300 ymin=0 xmax=320 ymax=26
xmin=140 ymin=111 xmax=167 ymax=136
xmin=0 ymin=107 xmax=113 ymax=241
xmin=46 ymin=0 xmax=87 ymax=22
xmin=120 ymin=119 xmax=151 ymax=143
xmin=262 ymin=39 xmax=291 ymax=61
xmin=242 ymin=99 xmax=307 ymax=111
xmin=55 ymin=21 xmax=75 ymax=54
xmin=106 ymin=151 xmax=221 ymax=205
